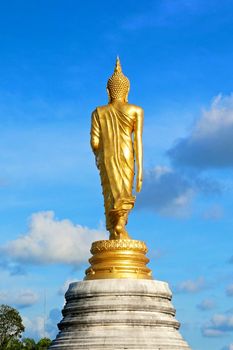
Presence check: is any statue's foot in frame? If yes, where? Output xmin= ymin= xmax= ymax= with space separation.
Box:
xmin=109 ymin=230 xmax=118 ymax=240
xmin=109 ymin=214 xmax=130 ymax=240
xmin=118 ymin=231 xmax=130 ymax=240
xmin=112 ymin=223 xmax=130 ymax=240
xmin=109 ymin=230 xmax=130 ymax=240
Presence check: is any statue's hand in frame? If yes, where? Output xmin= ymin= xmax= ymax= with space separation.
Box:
xmin=136 ymin=176 xmax=142 ymax=193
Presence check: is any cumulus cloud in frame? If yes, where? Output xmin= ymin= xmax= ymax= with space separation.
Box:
xmin=137 ymin=166 xmax=221 ymax=217
xmin=168 ymin=94 xmax=233 ymax=169
xmin=137 ymin=166 xmax=194 ymax=217
xmin=23 ymin=308 xmax=61 ymax=340
xmin=197 ymin=298 xmax=216 ymax=311
xmin=0 ymin=211 xmax=107 ymax=266
xmin=23 ymin=315 xmax=48 ymax=340
xmin=226 ymin=284 xmax=233 ymax=297
xmin=45 ymin=308 xmax=61 ymax=339
xmin=0 ymin=289 xmax=38 ymax=309
xmin=175 ymin=277 xmax=207 ymax=293
xmin=202 ymin=312 xmax=233 ymax=337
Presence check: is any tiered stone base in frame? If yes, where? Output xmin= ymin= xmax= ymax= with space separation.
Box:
xmin=50 ymin=279 xmax=191 ymax=349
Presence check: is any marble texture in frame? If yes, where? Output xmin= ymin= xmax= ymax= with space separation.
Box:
xmin=50 ymin=279 xmax=191 ymax=349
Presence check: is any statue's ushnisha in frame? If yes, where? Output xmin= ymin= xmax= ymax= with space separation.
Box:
xmin=91 ymin=57 xmax=144 ymax=240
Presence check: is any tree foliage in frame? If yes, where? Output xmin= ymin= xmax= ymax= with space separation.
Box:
xmin=36 ymin=338 xmax=52 ymax=349
xmin=0 ymin=304 xmax=52 ymax=349
xmin=0 ymin=337 xmax=52 ymax=349
xmin=5 ymin=338 xmax=23 ymax=349
xmin=0 ymin=304 xmax=25 ymax=348
xmin=22 ymin=338 xmax=37 ymax=349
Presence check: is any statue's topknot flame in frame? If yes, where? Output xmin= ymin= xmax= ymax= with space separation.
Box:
xmin=107 ymin=57 xmax=130 ymax=100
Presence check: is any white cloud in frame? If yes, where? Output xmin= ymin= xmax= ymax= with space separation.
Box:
xmin=151 ymin=165 xmax=172 ymax=179
xmin=137 ymin=166 xmax=221 ymax=218
xmin=1 ymin=211 xmax=107 ymax=266
xmin=197 ymin=298 xmax=216 ymax=311
xmin=194 ymin=94 xmax=233 ymax=136
xmin=203 ymin=328 xmax=224 ymax=337
xmin=0 ymin=289 xmax=38 ymax=309
xmin=137 ymin=166 xmax=195 ymax=217
xmin=168 ymin=93 xmax=233 ymax=169
xmin=202 ymin=312 xmax=233 ymax=337
xmin=23 ymin=315 xmax=49 ymax=340
xmin=58 ymin=278 xmax=78 ymax=296
xmin=23 ymin=308 xmax=61 ymax=340
xmin=175 ymin=277 xmax=206 ymax=293
xmin=45 ymin=308 xmax=61 ymax=339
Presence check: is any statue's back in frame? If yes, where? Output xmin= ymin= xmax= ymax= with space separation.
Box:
xmin=90 ymin=59 xmax=143 ymax=240
xmin=98 ymin=102 xmax=143 ymax=130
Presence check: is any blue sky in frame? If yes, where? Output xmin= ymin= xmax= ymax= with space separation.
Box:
xmin=0 ymin=1 xmax=233 ymax=349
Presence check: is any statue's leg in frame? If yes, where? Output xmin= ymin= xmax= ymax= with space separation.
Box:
xmin=109 ymin=197 xmax=135 ymax=240
xmin=99 ymin=166 xmax=116 ymax=239
xmin=108 ymin=208 xmax=130 ymax=240
xmin=115 ymin=211 xmax=130 ymax=240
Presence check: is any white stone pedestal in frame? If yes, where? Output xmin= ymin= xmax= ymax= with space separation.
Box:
xmin=50 ymin=279 xmax=191 ymax=349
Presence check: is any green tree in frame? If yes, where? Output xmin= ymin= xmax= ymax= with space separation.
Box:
xmin=36 ymin=338 xmax=52 ymax=350
xmin=0 ymin=304 xmax=25 ymax=348
xmin=5 ymin=338 xmax=22 ymax=349
xmin=22 ymin=338 xmax=37 ymax=349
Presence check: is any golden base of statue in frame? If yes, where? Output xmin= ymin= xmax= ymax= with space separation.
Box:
xmin=85 ymin=239 xmax=152 ymax=280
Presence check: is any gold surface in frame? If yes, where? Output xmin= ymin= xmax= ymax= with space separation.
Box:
xmin=91 ymin=239 xmax=148 ymax=254
xmin=85 ymin=239 xmax=152 ymax=280
xmin=88 ymin=59 xmax=150 ymax=280
xmin=91 ymin=57 xmax=143 ymax=240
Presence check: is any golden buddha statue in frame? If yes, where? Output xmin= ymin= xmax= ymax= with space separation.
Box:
xmin=86 ymin=58 xmax=151 ymax=280
xmin=91 ymin=57 xmax=144 ymax=240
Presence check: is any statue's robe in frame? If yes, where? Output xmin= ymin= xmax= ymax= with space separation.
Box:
xmin=91 ymin=104 xmax=135 ymax=231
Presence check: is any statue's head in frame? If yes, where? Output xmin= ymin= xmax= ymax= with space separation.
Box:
xmin=107 ymin=57 xmax=130 ymax=102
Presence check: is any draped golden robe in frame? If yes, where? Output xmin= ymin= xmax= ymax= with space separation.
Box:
xmin=91 ymin=104 xmax=136 ymax=232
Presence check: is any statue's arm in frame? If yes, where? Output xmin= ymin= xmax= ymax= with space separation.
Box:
xmin=134 ymin=108 xmax=144 ymax=193
xmin=90 ymin=110 xmax=100 ymax=155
